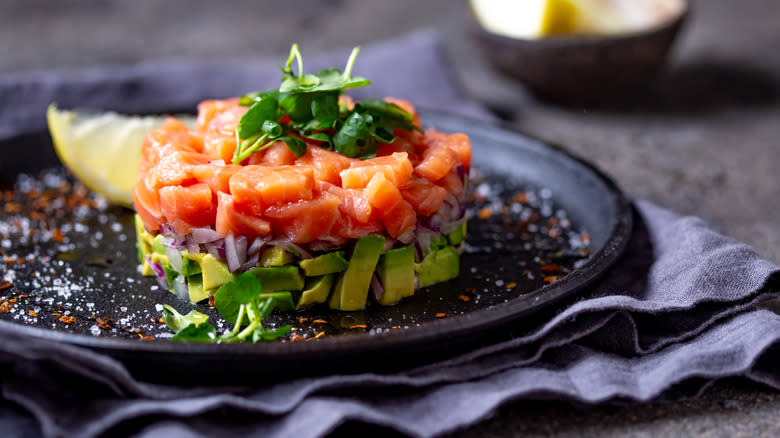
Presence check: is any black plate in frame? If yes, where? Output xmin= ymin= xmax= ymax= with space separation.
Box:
xmin=0 ymin=111 xmax=632 ymax=383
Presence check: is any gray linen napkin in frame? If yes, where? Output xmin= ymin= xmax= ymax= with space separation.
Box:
xmin=1 ymin=32 xmax=779 ymax=438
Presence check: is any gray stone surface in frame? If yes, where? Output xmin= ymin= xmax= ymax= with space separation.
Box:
xmin=1 ymin=0 xmax=778 ymax=436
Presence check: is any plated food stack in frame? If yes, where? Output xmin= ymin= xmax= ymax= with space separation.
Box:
xmin=133 ymin=46 xmax=470 ymax=311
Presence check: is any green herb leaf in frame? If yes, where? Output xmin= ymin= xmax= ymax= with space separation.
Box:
xmin=214 ymin=272 xmax=263 ymax=325
xmin=356 ymin=98 xmax=419 ymax=132
xmin=162 ymin=304 xmax=210 ymax=332
xmin=239 ymin=89 xmax=281 ymax=106
xmin=333 ymin=111 xmax=376 ymax=158
xmin=237 ymin=97 xmax=279 ymax=139
xmin=276 ymin=136 xmax=307 ymax=157
xmin=171 ymin=323 xmax=217 ymax=343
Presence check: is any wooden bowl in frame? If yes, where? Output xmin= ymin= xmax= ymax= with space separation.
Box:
xmin=467 ymin=0 xmax=689 ymax=104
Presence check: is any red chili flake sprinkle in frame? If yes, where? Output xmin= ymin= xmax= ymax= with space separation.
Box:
xmin=349 ymin=324 xmax=368 ymax=330
xmin=313 ymin=319 xmax=328 ymax=324
xmin=28 ymin=310 xmax=37 ymax=317
xmin=473 ymin=275 xmax=484 ymax=279
xmin=465 ymin=287 xmax=477 ymax=294
xmin=208 ymin=295 xmax=216 ymax=307
xmin=140 ymin=336 xmax=155 ymax=341
xmin=53 ymin=313 xmax=62 ymax=317
xmin=505 ymin=282 xmax=517 ymax=289
xmin=544 ymin=276 xmax=560 ymax=284
xmin=478 ymin=207 xmax=492 ymax=219
xmin=0 ymin=282 xmax=12 ymax=291
xmin=297 ymin=317 xmax=310 ymax=324
xmin=312 ymin=331 xmax=325 ymax=339
xmin=16 ymin=259 xmax=23 ymax=265
xmin=0 ymin=302 xmax=10 ymax=314
xmin=8 ymin=297 xmax=17 ymax=303
xmin=59 ymin=315 xmax=76 ymax=324
xmin=158 ymin=317 xmax=165 ymax=324
xmin=51 ymin=228 xmax=65 ymax=243
xmin=290 ymin=334 xmax=306 ymax=342
xmin=96 ymin=317 xmax=113 ymax=329
xmin=540 ymin=264 xmax=561 ymax=273
xmin=457 ymin=295 xmax=471 ymax=302
xmin=435 ymin=313 xmax=447 ymax=318
xmin=392 ymin=326 xmax=399 ymax=329
xmin=3 ymin=202 xmax=21 ymax=213
xmin=4 ymin=257 xmax=14 ymax=264
xmin=511 ymin=192 xmax=529 ymax=204
xmin=18 ymin=294 xmax=28 ymax=298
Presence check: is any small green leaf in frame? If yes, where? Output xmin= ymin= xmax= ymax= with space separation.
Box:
xmin=333 ymin=111 xmax=377 ymax=158
xmin=162 ymin=304 xmax=210 ymax=332
xmin=214 ymin=272 xmax=263 ymax=325
xmin=301 ymin=131 xmax=332 ymax=146
xmin=238 ymin=98 xmax=279 ymax=139
xmin=356 ymin=98 xmax=417 ymax=131
xmin=311 ymin=94 xmax=339 ymax=125
xmin=171 ymin=323 xmax=217 ymax=343
xmin=277 ymin=136 xmax=307 ymax=158
xmin=239 ymin=89 xmax=280 ymax=106
xmin=262 ymin=120 xmax=283 ymax=137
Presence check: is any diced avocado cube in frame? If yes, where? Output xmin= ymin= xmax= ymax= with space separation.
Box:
xmin=447 ymin=222 xmax=467 ymax=246
xmin=187 ymin=274 xmax=210 ymax=303
xmin=162 ymin=265 xmax=178 ymax=289
xmin=431 ymin=235 xmax=449 ymax=251
xmin=375 ymin=245 xmax=415 ymax=306
xmin=151 ymin=234 xmax=168 ymax=255
xmin=134 ymin=214 xmax=157 ymax=264
xmin=328 ymin=235 xmax=385 ymax=311
xmin=415 ymin=246 xmax=460 ymax=288
xmin=180 ymin=252 xmax=203 ymax=277
xmin=299 ymin=251 xmax=348 ymax=276
xmin=260 ymin=246 xmax=296 ymax=267
xmin=247 ymin=266 xmax=305 ymax=291
xmin=259 ymin=291 xmax=296 ymax=312
xmin=192 ymin=253 xmax=234 ymax=291
xmin=297 ymin=274 xmax=336 ymax=310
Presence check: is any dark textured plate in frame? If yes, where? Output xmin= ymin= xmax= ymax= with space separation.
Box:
xmin=0 ymin=111 xmax=632 ymax=383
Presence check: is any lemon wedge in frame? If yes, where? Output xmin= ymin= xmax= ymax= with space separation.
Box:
xmin=471 ymin=0 xmax=637 ymax=39
xmin=47 ymin=104 xmax=193 ymax=208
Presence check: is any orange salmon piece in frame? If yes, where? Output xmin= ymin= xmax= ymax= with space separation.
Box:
xmin=216 ymin=192 xmax=271 ymax=239
xmin=264 ymin=192 xmax=342 ymax=243
xmin=145 ymin=150 xmax=210 ymax=190
xmin=437 ymin=169 xmax=464 ymax=198
xmin=400 ymin=178 xmax=449 ymax=217
xmin=254 ymin=141 xmax=298 ymax=166
xmin=364 ymin=172 xmax=402 ymax=213
xmin=414 ymin=144 xmax=459 ymax=182
xmin=159 ymin=183 xmax=217 ymax=235
xmin=133 ymin=181 xmax=163 ymax=233
xmin=319 ymin=181 xmax=375 ymax=225
xmin=383 ymin=199 xmax=417 ymax=238
xmin=230 ymin=165 xmax=314 ymax=212
xmin=444 ymin=133 xmax=471 ymax=169
xmin=296 ymin=146 xmax=356 ymax=185
xmin=192 ymin=163 xmax=242 ymax=195
xmin=340 ymin=152 xmax=413 ymax=189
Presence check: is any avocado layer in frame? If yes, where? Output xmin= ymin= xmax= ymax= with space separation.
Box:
xmin=375 ymin=245 xmax=415 ymax=306
xmin=328 ymin=235 xmax=385 ymax=311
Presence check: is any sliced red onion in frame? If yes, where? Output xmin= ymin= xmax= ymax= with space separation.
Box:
xmin=268 ymin=238 xmax=312 ymax=259
xmin=247 ymin=237 xmax=265 ymax=257
xmin=165 ymin=244 xmax=184 ymax=273
xmin=383 ymin=237 xmax=397 ymax=252
xmin=224 ymin=232 xmax=241 ymax=272
xmin=148 ymin=258 xmax=168 ymax=289
xmin=287 ymin=243 xmax=312 ymax=259
xmin=416 ymin=228 xmax=434 ymax=256
xmin=371 ymin=273 xmax=385 ymax=301
xmin=413 ymin=241 xmax=423 ymax=263
xmin=397 ymin=228 xmax=416 ymax=245
xmin=426 ymin=215 xmax=442 ymax=233
xmin=235 ymin=235 xmax=248 ymax=267
xmin=241 ymin=252 xmax=260 ymax=271
xmin=190 ymin=226 xmax=223 ymax=244
xmin=205 ymin=240 xmax=225 ymax=260
xmin=184 ymin=234 xmax=200 ymax=255
xmin=440 ymin=217 xmax=467 ymax=235
xmin=172 ymin=276 xmax=189 ymax=300
xmin=455 ymin=163 xmax=466 ymax=182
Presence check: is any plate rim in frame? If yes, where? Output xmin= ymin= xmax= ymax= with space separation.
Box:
xmin=0 ymin=109 xmax=633 ymax=360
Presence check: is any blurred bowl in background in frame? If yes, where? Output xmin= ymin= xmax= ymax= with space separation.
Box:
xmin=467 ymin=0 xmax=689 ymax=105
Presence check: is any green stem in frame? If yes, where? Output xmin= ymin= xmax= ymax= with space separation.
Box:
xmin=343 ymin=46 xmax=360 ymax=79
xmin=285 ymin=43 xmax=303 ymax=77
xmin=236 ymin=301 xmax=260 ymax=341
xmin=232 ymin=133 xmax=270 ymax=164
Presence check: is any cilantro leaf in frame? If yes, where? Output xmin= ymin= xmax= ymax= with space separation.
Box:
xmin=171 ymin=323 xmax=217 ymax=343
xmin=237 ymin=97 xmax=279 ymax=139
xmin=162 ymin=304 xmax=209 ymax=332
xmin=213 ymin=272 xmax=263 ymax=325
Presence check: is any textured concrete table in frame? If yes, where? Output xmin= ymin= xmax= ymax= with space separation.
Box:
xmin=2 ymin=0 xmax=778 ymax=436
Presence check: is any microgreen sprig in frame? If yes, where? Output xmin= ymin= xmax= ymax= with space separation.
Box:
xmin=161 ymin=272 xmax=291 ymax=343
xmin=232 ymin=44 xmax=420 ymax=164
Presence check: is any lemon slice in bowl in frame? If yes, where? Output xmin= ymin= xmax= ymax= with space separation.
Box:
xmin=46 ymin=104 xmax=193 ymax=208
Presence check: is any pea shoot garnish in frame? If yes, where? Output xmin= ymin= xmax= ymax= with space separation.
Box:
xmin=232 ymin=44 xmax=420 ymax=164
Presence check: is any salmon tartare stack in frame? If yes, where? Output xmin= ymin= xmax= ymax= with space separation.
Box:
xmin=134 ymin=46 xmax=470 ymax=311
